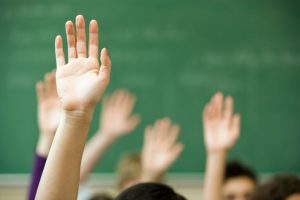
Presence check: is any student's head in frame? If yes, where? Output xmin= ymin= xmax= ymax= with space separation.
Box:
xmin=251 ymin=175 xmax=300 ymax=200
xmin=222 ymin=161 xmax=257 ymax=200
xmin=116 ymin=153 xmax=142 ymax=191
xmin=89 ymin=193 xmax=113 ymax=200
xmin=115 ymin=182 xmax=186 ymax=200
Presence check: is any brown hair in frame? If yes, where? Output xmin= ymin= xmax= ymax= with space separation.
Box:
xmin=116 ymin=153 xmax=142 ymax=191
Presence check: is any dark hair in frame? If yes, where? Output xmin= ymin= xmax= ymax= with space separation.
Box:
xmin=225 ymin=161 xmax=257 ymax=183
xmin=251 ymin=175 xmax=300 ymax=200
xmin=89 ymin=193 xmax=113 ymax=200
xmin=115 ymin=182 xmax=187 ymax=200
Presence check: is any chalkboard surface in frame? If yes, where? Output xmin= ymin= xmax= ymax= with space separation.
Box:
xmin=0 ymin=0 xmax=300 ymax=173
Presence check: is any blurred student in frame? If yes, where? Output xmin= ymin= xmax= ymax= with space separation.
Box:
xmin=116 ymin=118 xmax=184 ymax=192
xmin=114 ymin=118 xmax=185 ymax=200
xmin=28 ymin=71 xmax=60 ymax=200
xmin=79 ymin=89 xmax=140 ymax=199
xmin=251 ymin=175 xmax=300 ymax=200
xmin=202 ymin=92 xmax=257 ymax=200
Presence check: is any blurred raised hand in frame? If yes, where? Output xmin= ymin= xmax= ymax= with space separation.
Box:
xmin=202 ymin=92 xmax=241 ymax=200
xmin=80 ymin=89 xmax=140 ymax=182
xmin=203 ymin=92 xmax=240 ymax=153
xmin=142 ymin=118 xmax=184 ymax=182
xmin=36 ymin=70 xmax=60 ymax=156
xmin=99 ymin=89 xmax=140 ymax=139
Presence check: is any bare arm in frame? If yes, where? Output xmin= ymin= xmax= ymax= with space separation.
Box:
xmin=80 ymin=90 xmax=140 ymax=182
xmin=36 ymin=15 xmax=111 ymax=200
xmin=141 ymin=118 xmax=184 ymax=182
xmin=202 ymin=92 xmax=240 ymax=200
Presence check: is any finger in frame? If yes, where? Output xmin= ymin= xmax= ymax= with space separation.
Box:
xmin=119 ymin=91 xmax=136 ymax=115
xmin=224 ymin=96 xmax=233 ymax=119
xmin=65 ymin=21 xmax=76 ymax=60
xmin=155 ymin=118 xmax=171 ymax=142
xmin=36 ymin=81 xmax=45 ymax=102
xmin=114 ymin=90 xmax=127 ymax=110
xmin=231 ymin=114 xmax=241 ymax=140
xmin=166 ymin=124 xmax=180 ymax=148
xmin=144 ymin=125 xmax=154 ymax=147
xmin=168 ymin=143 xmax=184 ymax=166
xmin=98 ymin=48 xmax=111 ymax=82
xmin=125 ymin=115 xmax=141 ymax=133
xmin=44 ymin=73 xmax=51 ymax=98
xmin=76 ymin=15 xmax=87 ymax=57
xmin=212 ymin=92 xmax=223 ymax=118
xmin=88 ymin=19 xmax=99 ymax=59
xmin=55 ymin=35 xmax=65 ymax=67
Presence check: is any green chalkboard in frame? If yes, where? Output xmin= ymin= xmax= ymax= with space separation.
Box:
xmin=0 ymin=0 xmax=300 ymax=174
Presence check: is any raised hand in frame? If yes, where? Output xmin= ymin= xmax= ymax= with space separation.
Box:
xmin=99 ymin=89 xmax=140 ymax=139
xmin=142 ymin=118 xmax=184 ymax=182
xmin=55 ymin=15 xmax=111 ymax=112
xmin=36 ymin=71 xmax=60 ymax=135
xmin=36 ymin=71 xmax=61 ymax=156
xmin=79 ymin=89 xmax=140 ymax=182
xmin=36 ymin=15 xmax=111 ymax=200
xmin=203 ymin=92 xmax=240 ymax=153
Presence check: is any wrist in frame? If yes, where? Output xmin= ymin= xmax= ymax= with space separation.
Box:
xmin=207 ymin=148 xmax=229 ymax=156
xmin=97 ymin=128 xmax=122 ymax=141
xmin=62 ymin=108 xmax=94 ymax=125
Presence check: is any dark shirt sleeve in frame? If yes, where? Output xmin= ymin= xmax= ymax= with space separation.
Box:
xmin=27 ymin=153 xmax=47 ymax=200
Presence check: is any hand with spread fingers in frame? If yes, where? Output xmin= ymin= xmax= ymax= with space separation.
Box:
xmin=36 ymin=70 xmax=60 ymax=156
xmin=142 ymin=118 xmax=184 ymax=182
xmin=55 ymin=15 xmax=111 ymax=112
xmin=202 ymin=92 xmax=241 ymax=200
xmin=203 ymin=92 xmax=240 ymax=153
xmin=80 ymin=89 xmax=140 ymax=182
xmin=99 ymin=90 xmax=140 ymax=139
xmin=36 ymin=15 xmax=112 ymax=200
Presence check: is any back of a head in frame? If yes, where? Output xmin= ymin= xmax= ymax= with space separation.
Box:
xmin=251 ymin=175 xmax=300 ymax=200
xmin=115 ymin=182 xmax=187 ymax=200
xmin=89 ymin=193 xmax=113 ymax=200
xmin=225 ymin=160 xmax=257 ymax=183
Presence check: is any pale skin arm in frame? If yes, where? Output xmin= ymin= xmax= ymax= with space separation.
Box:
xmin=202 ymin=92 xmax=240 ymax=200
xmin=35 ymin=71 xmax=60 ymax=157
xmin=35 ymin=15 xmax=111 ymax=200
xmin=80 ymin=90 xmax=140 ymax=183
xmin=141 ymin=118 xmax=184 ymax=182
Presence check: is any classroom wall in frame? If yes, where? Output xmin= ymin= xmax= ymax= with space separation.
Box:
xmin=0 ymin=0 xmax=300 ymax=174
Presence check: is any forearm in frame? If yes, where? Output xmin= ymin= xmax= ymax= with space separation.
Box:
xmin=203 ymin=151 xmax=227 ymax=200
xmin=80 ymin=132 xmax=116 ymax=183
xmin=36 ymin=110 xmax=93 ymax=200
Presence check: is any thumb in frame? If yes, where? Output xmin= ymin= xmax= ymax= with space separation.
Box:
xmin=98 ymin=48 xmax=111 ymax=80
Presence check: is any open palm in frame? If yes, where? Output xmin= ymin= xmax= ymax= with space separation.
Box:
xmin=203 ymin=92 xmax=240 ymax=152
xmin=36 ymin=71 xmax=61 ymax=134
xmin=55 ymin=15 xmax=111 ymax=111
xmin=142 ymin=118 xmax=184 ymax=180
xmin=99 ymin=90 xmax=140 ymax=138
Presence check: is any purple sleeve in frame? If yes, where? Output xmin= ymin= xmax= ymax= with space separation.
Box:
xmin=28 ymin=153 xmax=47 ymax=200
